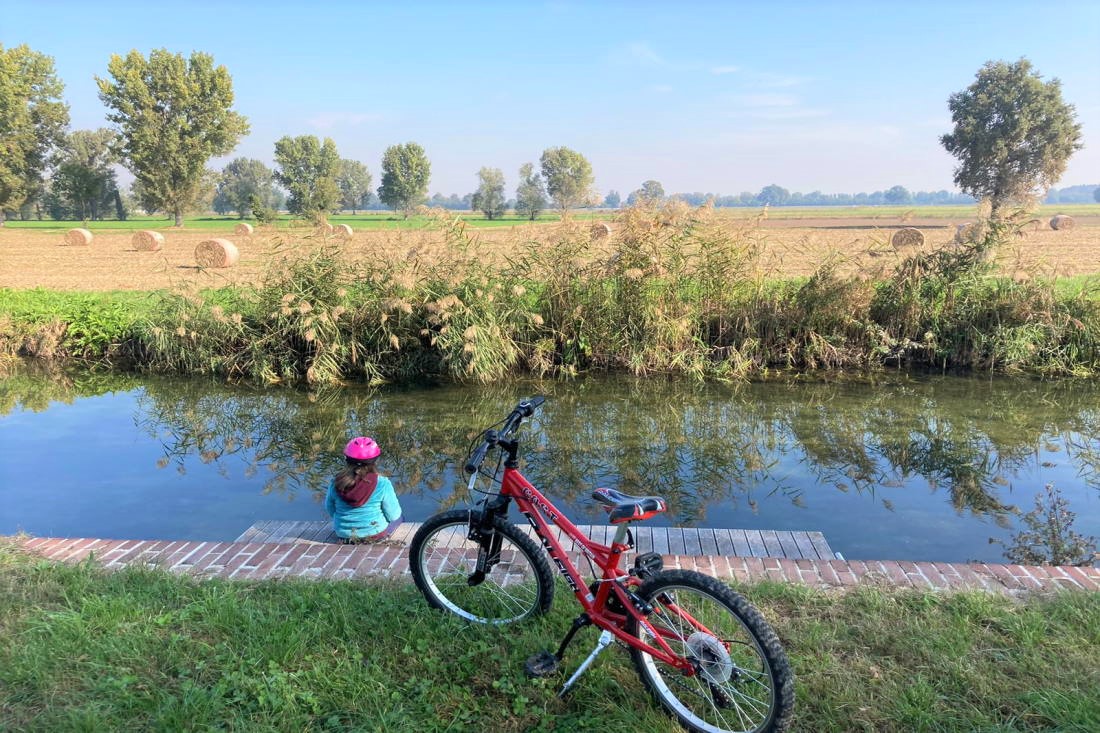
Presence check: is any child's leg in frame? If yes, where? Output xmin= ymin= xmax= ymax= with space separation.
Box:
xmin=367 ymin=516 xmax=403 ymax=541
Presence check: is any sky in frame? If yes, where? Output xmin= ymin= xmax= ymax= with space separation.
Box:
xmin=3 ymin=0 xmax=1099 ymax=198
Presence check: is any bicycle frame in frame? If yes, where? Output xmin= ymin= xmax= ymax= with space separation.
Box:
xmin=495 ymin=465 xmax=700 ymax=675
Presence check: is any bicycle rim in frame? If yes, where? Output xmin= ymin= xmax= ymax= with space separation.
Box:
xmin=632 ymin=578 xmax=790 ymax=732
xmin=412 ymin=517 xmax=548 ymax=624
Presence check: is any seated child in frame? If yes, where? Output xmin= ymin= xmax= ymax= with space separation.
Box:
xmin=324 ymin=436 xmax=403 ymax=543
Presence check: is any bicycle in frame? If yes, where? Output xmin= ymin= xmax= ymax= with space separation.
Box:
xmin=409 ymin=396 xmax=794 ymax=733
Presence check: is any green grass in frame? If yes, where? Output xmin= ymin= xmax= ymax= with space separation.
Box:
xmin=1 ymin=539 xmax=1097 ymax=732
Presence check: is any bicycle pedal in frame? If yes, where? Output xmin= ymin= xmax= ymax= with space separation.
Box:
xmin=633 ymin=552 xmax=663 ymax=577
xmin=524 ymin=650 xmax=561 ymax=678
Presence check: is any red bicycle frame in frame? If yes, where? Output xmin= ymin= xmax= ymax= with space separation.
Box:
xmin=500 ymin=465 xmax=701 ymax=675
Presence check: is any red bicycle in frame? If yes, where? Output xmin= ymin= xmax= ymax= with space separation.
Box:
xmin=409 ymin=397 xmax=794 ymax=733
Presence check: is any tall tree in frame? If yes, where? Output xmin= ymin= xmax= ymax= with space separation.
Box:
xmin=377 ymin=142 xmax=430 ymax=218
xmin=0 ymin=44 xmax=69 ymax=226
xmin=471 ymin=166 xmax=506 ymax=220
xmin=336 ymin=159 xmax=372 ymax=215
xmin=627 ymin=179 xmax=665 ymax=205
xmin=273 ymin=135 xmax=340 ymax=220
xmin=941 ymin=58 xmax=1082 ymax=218
xmin=884 ymin=185 xmax=912 ymax=205
xmin=514 ymin=162 xmax=547 ymax=221
xmin=539 ymin=146 xmax=594 ymax=215
xmin=97 ymin=49 xmax=249 ymax=226
xmin=214 ymin=157 xmax=279 ymax=219
xmin=603 ymin=190 xmax=621 ymax=208
xmin=757 ymin=184 xmax=790 ymax=206
xmin=50 ymin=128 xmax=120 ymax=221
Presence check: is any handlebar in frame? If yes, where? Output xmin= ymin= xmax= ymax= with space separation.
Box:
xmin=464 ymin=396 xmax=545 ymax=474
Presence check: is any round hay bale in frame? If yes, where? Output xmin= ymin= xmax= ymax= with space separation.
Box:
xmin=590 ymin=222 xmax=612 ymax=239
xmin=132 ymin=230 xmax=164 ymax=251
xmin=890 ymin=227 xmax=925 ymax=249
xmin=65 ymin=228 xmax=93 ymax=246
xmin=334 ymin=223 xmax=353 ymax=239
xmin=195 ymin=238 xmax=240 ymax=268
xmin=234 ymin=222 xmax=254 ymax=236
xmin=1050 ymin=214 xmax=1075 ymax=231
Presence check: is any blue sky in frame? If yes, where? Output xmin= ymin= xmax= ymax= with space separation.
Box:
xmin=4 ymin=0 xmax=1098 ymax=197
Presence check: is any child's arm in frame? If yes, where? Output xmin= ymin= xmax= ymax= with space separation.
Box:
xmin=380 ymin=477 xmax=402 ymax=521
xmin=324 ymin=483 xmax=336 ymax=517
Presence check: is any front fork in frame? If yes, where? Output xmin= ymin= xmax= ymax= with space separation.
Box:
xmin=466 ymin=494 xmax=511 ymax=586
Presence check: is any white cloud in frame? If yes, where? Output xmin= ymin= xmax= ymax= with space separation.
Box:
xmin=305 ymin=112 xmax=382 ymax=130
xmin=735 ymin=93 xmax=799 ymax=108
xmin=649 ymin=84 xmax=674 ymax=94
xmin=711 ymin=65 xmax=740 ymax=75
xmin=608 ymin=41 xmax=664 ymax=67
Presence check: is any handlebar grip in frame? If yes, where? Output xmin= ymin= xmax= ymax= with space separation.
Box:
xmin=464 ymin=441 xmax=490 ymax=474
xmin=518 ymin=395 xmax=545 ymax=417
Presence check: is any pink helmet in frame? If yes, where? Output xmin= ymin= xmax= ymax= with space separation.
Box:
xmin=344 ymin=436 xmax=381 ymax=461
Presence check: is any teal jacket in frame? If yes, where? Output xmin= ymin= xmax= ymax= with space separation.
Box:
xmin=324 ymin=475 xmax=402 ymax=539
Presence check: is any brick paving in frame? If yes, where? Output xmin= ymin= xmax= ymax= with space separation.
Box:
xmin=11 ymin=536 xmax=1099 ymax=595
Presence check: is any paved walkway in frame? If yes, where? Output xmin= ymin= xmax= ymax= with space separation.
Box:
xmin=15 ymin=536 xmax=1100 ymax=595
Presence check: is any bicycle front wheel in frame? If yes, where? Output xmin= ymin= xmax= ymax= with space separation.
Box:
xmin=409 ymin=509 xmax=555 ymax=624
xmin=627 ymin=570 xmax=794 ymax=733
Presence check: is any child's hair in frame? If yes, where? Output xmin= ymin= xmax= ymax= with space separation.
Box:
xmin=334 ymin=457 xmax=378 ymax=494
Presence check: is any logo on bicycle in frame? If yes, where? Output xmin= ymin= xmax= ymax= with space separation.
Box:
xmin=521 ymin=486 xmax=557 ymax=523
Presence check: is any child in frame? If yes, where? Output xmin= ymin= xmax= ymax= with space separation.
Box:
xmin=324 ymin=436 xmax=403 ymax=543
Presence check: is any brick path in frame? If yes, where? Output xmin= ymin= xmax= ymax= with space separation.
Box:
xmin=14 ymin=536 xmax=1099 ymax=595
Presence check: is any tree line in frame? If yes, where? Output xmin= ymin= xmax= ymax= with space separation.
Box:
xmin=0 ymin=46 xmax=1084 ymax=225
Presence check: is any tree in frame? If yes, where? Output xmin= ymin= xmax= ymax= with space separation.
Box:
xmin=49 ymin=129 xmax=120 ymax=221
xmin=539 ymin=146 xmax=594 ymax=215
xmin=273 ymin=135 xmax=340 ymax=220
xmin=884 ymin=185 xmax=912 ymax=205
xmin=756 ymin=184 xmax=790 ymax=206
xmin=336 ymin=159 xmax=372 ymax=215
xmin=377 ymin=142 xmax=430 ymax=218
xmin=941 ymin=58 xmax=1082 ymax=218
xmin=0 ymin=44 xmax=69 ymax=226
xmin=1094 ymin=187 xmax=1100 ymax=204
xmin=627 ymin=179 xmax=665 ymax=206
xmin=471 ymin=167 xmax=506 ymax=220
xmin=603 ymin=190 xmax=621 ymax=208
xmin=214 ymin=158 xmax=279 ymax=219
xmin=514 ymin=162 xmax=548 ymax=221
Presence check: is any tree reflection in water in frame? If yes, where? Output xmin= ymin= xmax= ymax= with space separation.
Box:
xmin=2 ymin=364 xmax=1098 ymax=528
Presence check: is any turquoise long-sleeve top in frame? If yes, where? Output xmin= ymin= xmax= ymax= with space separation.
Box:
xmin=324 ymin=475 xmax=402 ymax=539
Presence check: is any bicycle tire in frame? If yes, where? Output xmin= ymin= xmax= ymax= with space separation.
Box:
xmin=626 ymin=569 xmax=794 ymax=733
xmin=409 ymin=509 xmax=555 ymax=624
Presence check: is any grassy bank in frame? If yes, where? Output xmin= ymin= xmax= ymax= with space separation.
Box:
xmin=1 ymin=540 xmax=1097 ymax=731
xmin=2 ymin=205 xmax=1099 ymax=384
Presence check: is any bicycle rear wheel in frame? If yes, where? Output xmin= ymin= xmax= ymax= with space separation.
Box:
xmin=627 ymin=570 xmax=794 ymax=733
xmin=409 ymin=509 xmax=555 ymax=624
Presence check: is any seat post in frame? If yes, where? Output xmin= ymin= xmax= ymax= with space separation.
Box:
xmin=611 ymin=522 xmax=631 ymax=546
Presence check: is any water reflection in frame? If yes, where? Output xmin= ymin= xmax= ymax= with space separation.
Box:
xmin=1 ymin=363 xmax=1098 ymax=562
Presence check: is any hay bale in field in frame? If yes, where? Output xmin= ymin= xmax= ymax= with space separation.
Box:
xmin=334 ymin=223 xmax=353 ymax=239
xmin=65 ymin=228 xmax=93 ymax=246
xmin=590 ymin=222 xmax=612 ymax=239
xmin=195 ymin=238 xmax=240 ymax=268
xmin=890 ymin=227 xmax=925 ymax=249
xmin=132 ymin=230 xmax=164 ymax=251
xmin=1050 ymin=214 xmax=1075 ymax=231
xmin=953 ymin=222 xmax=985 ymax=244
xmin=234 ymin=222 xmax=254 ymax=236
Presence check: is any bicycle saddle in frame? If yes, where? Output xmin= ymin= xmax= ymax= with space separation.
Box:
xmin=591 ymin=487 xmax=668 ymax=524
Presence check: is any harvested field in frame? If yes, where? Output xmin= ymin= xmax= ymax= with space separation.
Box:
xmin=2 ymin=216 xmax=1099 ymax=291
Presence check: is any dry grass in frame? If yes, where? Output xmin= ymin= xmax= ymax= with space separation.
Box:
xmin=2 ymin=214 xmax=1098 ymax=292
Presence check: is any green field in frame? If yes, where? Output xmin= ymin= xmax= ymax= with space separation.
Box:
xmin=3 ymin=204 xmax=1097 ymax=233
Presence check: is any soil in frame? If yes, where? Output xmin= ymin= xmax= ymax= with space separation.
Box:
xmin=2 ymin=218 xmax=1098 ymax=292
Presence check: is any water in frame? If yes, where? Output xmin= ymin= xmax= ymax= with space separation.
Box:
xmin=1 ymin=366 xmax=1098 ymax=563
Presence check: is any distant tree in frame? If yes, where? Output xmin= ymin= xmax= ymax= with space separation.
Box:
xmin=336 ymin=159 xmax=372 ymax=214
xmin=539 ymin=146 xmax=594 ymax=215
xmin=49 ymin=129 xmax=120 ymax=221
xmin=514 ymin=162 xmax=548 ymax=220
xmin=884 ymin=185 xmax=912 ymax=205
xmin=0 ymin=44 xmax=69 ymax=226
xmin=1094 ymin=187 xmax=1100 ymax=204
xmin=627 ymin=179 xmax=665 ymax=206
xmin=97 ymin=49 xmax=249 ymax=227
xmin=756 ymin=184 xmax=790 ymax=206
xmin=215 ymin=158 xmax=279 ymax=218
xmin=471 ymin=167 xmax=506 ymax=220
xmin=273 ymin=135 xmax=340 ymax=219
xmin=603 ymin=190 xmax=621 ymax=208
xmin=378 ymin=142 xmax=430 ymax=218
xmin=941 ymin=58 xmax=1082 ymax=218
